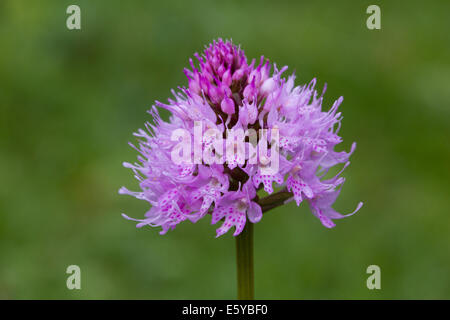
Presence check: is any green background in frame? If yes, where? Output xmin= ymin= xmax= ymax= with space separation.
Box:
xmin=1 ymin=0 xmax=449 ymax=299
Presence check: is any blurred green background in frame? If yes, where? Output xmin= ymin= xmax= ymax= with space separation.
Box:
xmin=1 ymin=0 xmax=449 ymax=299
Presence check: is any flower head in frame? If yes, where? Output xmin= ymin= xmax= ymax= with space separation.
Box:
xmin=120 ymin=39 xmax=362 ymax=237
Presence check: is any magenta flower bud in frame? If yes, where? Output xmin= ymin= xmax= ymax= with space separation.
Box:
xmin=239 ymin=105 xmax=249 ymax=126
xmin=199 ymin=76 xmax=210 ymax=93
xmin=221 ymin=97 xmax=235 ymax=115
xmin=243 ymin=80 xmax=256 ymax=101
xmin=208 ymin=85 xmax=223 ymax=104
xmin=260 ymin=60 xmax=271 ymax=82
xmin=217 ymin=64 xmax=226 ymax=77
xmin=232 ymin=68 xmax=245 ymax=81
xmin=221 ymin=84 xmax=232 ymax=98
xmin=248 ymin=69 xmax=261 ymax=86
xmin=222 ymin=68 xmax=232 ymax=87
xmin=204 ymin=71 xmax=214 ymax=83
xmin=225 ymin=53 xmax=234 ymax=64
xmin=260 ymin=77 xmax=276 ymax=96
xmin=263 ymin=93 xmax=274 ymax=111
xmin=188 ymin=79 xmax=201 ymax=94
xmin=211 ymin=56 xmax=220 ymax=69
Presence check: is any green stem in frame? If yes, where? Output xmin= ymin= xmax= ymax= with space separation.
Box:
xmin=234 ymin=189 xmax=293 ymax=300
xmin=235 ymin=222 xmax=254 ymax=300
xmin=257 ymin=188 xmax=292 ymax=213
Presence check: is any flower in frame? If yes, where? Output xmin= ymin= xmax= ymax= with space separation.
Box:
xmin=120 ymin=39 xmax=362 ymax=237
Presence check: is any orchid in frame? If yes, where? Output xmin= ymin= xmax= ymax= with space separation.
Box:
xmin=120 ymin=39 xmax=362 ymax=299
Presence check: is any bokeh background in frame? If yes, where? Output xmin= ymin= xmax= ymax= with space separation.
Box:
xmin=1 ymin=0 xmax=449 ymax=299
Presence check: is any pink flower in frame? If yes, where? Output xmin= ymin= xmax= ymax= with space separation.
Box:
xmin=120 ymin=39 xmax=362 ymax=236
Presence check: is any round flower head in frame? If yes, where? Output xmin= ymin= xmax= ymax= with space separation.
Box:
xmin=120 ymin=39 xmax=362 ymax=237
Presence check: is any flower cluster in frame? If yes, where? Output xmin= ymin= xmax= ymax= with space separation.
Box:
xmin=120 ymin=39 xmax=362 ymax=237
